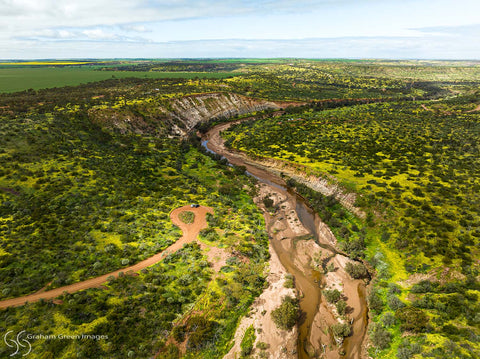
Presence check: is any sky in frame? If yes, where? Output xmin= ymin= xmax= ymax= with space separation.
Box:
xmin=0 ymin=0 xmax=479 ymax=59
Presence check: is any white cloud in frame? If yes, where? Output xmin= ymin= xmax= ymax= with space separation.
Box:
xmin=120 ymin=24 xmax=149 ymax=33
xmin=82 ymin=29 xmax=117 ymax=40
xmin=2 ymin=35 xmax=479 ymax=60
xmin=0 ymin=0 xmax=479 ymax=58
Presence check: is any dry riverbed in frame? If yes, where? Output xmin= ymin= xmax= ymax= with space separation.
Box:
xmin=206 ymin=121 xmax=368 ymax=359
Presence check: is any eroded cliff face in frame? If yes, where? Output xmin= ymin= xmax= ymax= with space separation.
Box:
xmin=167 ymin=92 xmax=280 ymax=135
xmin=89 ymin=92 xmax=281 ymax=136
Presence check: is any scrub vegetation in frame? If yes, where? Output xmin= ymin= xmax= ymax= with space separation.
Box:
xmin=221 ymin=66 xmax=480 ymax=357
xmin=0 ymin=71 xmax=270 ymax=358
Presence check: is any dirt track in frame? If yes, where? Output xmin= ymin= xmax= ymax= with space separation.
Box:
xmin=0 ymin=205 xmax=213 ymax=309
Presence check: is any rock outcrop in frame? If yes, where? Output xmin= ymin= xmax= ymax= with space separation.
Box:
xmin=167 ymin=92 xmax=280 ymax=135
xmin=89 ymin=92 xmax=282 ymax=136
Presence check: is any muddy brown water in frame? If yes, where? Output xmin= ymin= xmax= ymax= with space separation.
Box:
xmin=202 ymin=122 xmax=368 ymax=358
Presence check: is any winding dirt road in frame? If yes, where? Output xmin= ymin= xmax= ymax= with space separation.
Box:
xmin=0 ymin=205 xmax=213 ymax=309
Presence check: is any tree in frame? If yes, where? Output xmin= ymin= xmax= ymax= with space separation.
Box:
xmin=323 ymin=289 xmax=341 ymax=304
xmin=336 ymin=300 xmax=347 ymax=315
xmin=331 ymin=323 xmax=352 ymax=338
xmin=271 ymin=296 xmax=299 ymax=330
xmin=369 ymin=323 xmax=392 ymax=349
xmin=368 ymin=290 xmax=384 ymax=314
xmin=262 ymin=196 xmax=274 ymax=210
xmin=395 ymin=307 xmax=429 ymax=333
xmin=345 ymin=262 xmax=368 ymax=279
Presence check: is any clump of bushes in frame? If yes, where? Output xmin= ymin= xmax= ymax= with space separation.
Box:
xmin=369 ymin=322 xmax=392 ymax=349
xmin=271 ymin=296 xmax=299 ymax=330
xmin=323 ymin=289 xmax=341 ymax=304
xmin=284 ymin=273 xmax=295 ymax=288
xmin=178 ymin=210 xmax=195 ymax=224
xmin=240 ymin=325 xmax=256 ymax=357
xmin=345 ymin=261 xmax=369 ymax=279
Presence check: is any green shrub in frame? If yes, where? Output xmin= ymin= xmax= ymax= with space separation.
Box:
xmin=163 ymin=344 xmax=179 ymax=359
xmin=341 ymin=238 xmax=366 ymax=259
xmin=368 ymin=290 xmax=384 ymax=314
xmin=345 ymin=262 xmax=368 ymax=279
xmin=388 ymin=283 xmax=402 ymax=295
xmin=256 ymin=342 xmax=269 ymax=350
xmin=271 ymin=296 xmax=299 ymax=331
xmin=336 ymin=299 xmax=347 ymax=315
xmin=396 ymin=339 xmax=422 ymax=359
xmin=331 ymin=323 xmax=352 ymax=338
xmin=186 ymin=316 xmax=218 ymax=350
xmin=262 ymin=196 xmax=274 ymax=209
xmin=240 ymin=325 xmax=256 ymax=357
xmin=284 ymin=273 xmax=294 ymax=288
xmin=410 ymin=280 xmax=438 ymax=293
xmin=323 ymin=289 xmax=341 ymax=304
xmin=369 ymin=323 xmax=392 ymax=349
xmin=179 ymin=211 xmax=195 ymax=224
xmin=387 ymin=294 xmax=405 ymax=311
xmin=395 ymin=307 xmax=429 ymax=333
xmin=381 ymin=312 xmax=397 ymax=328
xmin=172 ymin=325 xmax=186 ymax=342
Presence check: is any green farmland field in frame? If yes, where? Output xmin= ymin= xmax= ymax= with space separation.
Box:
xmin=0 ymin=67 xmax=238 ymax=93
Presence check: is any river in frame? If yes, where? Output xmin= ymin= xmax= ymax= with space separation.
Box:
xmin=201 ymin=120 xmax=368 ymax=359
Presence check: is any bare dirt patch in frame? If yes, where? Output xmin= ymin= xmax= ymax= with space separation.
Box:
xmin=203 ymin=246 xmax=230 ymax=272
xmin=466 ymin=104 xmax=480 ymax=112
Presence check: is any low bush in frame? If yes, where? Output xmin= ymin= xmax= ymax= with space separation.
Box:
xmin=240 ymin=325 xmax=256 ymax=357
xmin=331 ymin=323 xmax=352 ymax=338
xmin=345 ymin=262 xmax=369 ymax=279
xmin=323 ymin=289 xmax=341 ymax=304
xmin=271 ymin=296 xmax=299 ymax=330
xmin=395 ymin=307 xmax=429 ymax=333
xmin=369 ymin=323 xmax=392 ymax=349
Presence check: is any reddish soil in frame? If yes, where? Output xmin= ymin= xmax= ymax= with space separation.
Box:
xmin=0 ymin=205 xmax=213 ymax=309
xmin=467 ymin=104 xmax=480 ymax=112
